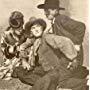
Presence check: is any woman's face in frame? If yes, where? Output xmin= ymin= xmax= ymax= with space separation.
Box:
xmin=31 ymin=24 xmax=43 ymax=38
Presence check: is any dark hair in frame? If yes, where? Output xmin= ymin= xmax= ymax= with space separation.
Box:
xmin=9 ymin=11 xmax=24 ymax=29
xmin=25 ymin=19 xmax=47 ymax=38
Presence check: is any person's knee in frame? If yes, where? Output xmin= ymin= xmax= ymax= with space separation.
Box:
xmin=12 ymin=66 xmax=25 ymax=78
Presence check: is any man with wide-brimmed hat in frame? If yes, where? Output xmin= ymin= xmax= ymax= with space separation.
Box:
xmin=37 ymin=0 xmax=85 ymax=65
xmin=36 ymin=0 xmax=88 ymax=90
xmin=37 ymin=0 xmax=86 ymax=73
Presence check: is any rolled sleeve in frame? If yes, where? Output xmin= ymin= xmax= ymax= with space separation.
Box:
xmin=45 ymin=34 xmax=77 ymax=60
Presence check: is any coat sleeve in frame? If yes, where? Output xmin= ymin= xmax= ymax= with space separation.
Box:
xmin=19 ymin=38 xmax=33 ymax=51
xmin=1 ymin=31 xmax=17 ymax=59
xmin=55 ymin=15 xmax=86 ymax=44
xmin=45 ymin=34 xmax=77 ymax=60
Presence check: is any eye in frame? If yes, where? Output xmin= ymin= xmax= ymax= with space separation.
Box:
xmin=31 ymin=26 xmax=35 ymax=29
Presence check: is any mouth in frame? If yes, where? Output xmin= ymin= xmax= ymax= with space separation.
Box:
xmin=46 ymin=14 xmax=49 ymax=17
xmin=35 ymin=33 xmax=39 ymax=35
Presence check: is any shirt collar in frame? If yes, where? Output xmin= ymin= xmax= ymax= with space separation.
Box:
xmin=51 ymin=18 xmax=55 ymax=24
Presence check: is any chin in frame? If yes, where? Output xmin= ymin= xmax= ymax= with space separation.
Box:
xmin=35 ymin=35 xmax=40 ymax=38
xmin=47 ymin=16 xmax=54 ymax=20
xmin=48 ymin=17 xmax=53 ymax=21
xmin=34 ymin=34 xmax=41 ymax=38
xmin=16 ymin=33 xmax=21 ymax=35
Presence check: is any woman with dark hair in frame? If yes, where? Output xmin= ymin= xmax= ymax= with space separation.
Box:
xmin=0 ymin=11 xmax=26 ymax=80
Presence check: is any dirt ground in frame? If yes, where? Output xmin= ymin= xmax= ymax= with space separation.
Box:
xmin=0 ymin=78 xmax=31 ymax=90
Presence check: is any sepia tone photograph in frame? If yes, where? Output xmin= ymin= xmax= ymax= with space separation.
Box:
xmin=0 ymin=0 xmax=89 ymax=90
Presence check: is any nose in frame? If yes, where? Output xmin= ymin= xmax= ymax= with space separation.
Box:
xmin=35 ymin=30 xmax=39 ymax=33
xmin=44 ymin=11 xmax=49 ymax=16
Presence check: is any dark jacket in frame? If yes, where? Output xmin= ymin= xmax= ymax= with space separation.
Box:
xmin=52 ymin=14 xmax=86 ymax=65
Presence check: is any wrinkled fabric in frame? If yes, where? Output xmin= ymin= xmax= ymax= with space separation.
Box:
xmin=45 ymin=34 xmax=77 ymax=60
xmin=53 ymin=14 xmax=85 ymax=44
xmin=52 ymin=14 xmax=86 ymax=65
xmin=0 ymin=27 xmax=26 ymax=80
xmin=38 ymin=34 xmax=77 ymax=72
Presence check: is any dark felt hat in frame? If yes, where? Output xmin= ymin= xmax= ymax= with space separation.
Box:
xmin=37 ymin=0 xmax=65 ymax=10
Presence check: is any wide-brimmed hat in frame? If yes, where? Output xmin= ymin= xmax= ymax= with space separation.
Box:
xmin=37 ymin=0 xmax=65 ymax=10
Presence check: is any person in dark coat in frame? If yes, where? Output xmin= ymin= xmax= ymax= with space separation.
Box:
xmin=37 ymin=0 xmax=88 ymax=89
xmin=37 ymin=0 xmax=86 ymax=67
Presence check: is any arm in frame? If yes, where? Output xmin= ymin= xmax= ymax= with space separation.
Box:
xmin=19 ymin=38 xmax=33 ymax=51
xmin=1 ymin=33 xmax=7 ymax=53
xmin=56 ymin=15 xmax=86 ymax=44
xmin=1 ymin=32 xmax=16 ymax=59
xmin=45 ymin=34 xmax=77 ymax=60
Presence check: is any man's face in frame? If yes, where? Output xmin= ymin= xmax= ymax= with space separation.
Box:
xmin=44 ymin=9 xmax=58 ymax=20
xmin=31 ymin=24 xmax=43 ymax=38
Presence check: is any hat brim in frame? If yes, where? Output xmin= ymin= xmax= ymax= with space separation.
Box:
xmin=37 ymin=4 xmax=65 ymax=10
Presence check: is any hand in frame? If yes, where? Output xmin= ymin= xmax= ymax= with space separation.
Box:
xmin=3 ymin=59 xmax=11 ymax=66
xmin=22 ymin=60 xmax=31 ymax=70
xmin=74 ymin=45 xmax=80 ymax=51
xmin=67 ymin=59 xmax=79 ymax=70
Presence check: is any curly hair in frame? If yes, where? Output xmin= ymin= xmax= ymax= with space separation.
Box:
xmin=9 ymin=11 xmax=24 ymax=29
xmin=25 ymin=18 xmax=47 ymax=38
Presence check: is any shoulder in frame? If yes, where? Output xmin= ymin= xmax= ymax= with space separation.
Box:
xmin=1 ymin=29 xmax=11 ymax=39
xmin=43 ymin=34 xmax=55 ymax=40
xmin=44 ymin=34 xmax=73 ymax=44
xmin=55 ymin=14 xmax=85 ymax=26
xmin=55 ymin=14 xmax=69 ymax=22
xmin=43 ymin=34 xmax=68 ymax=43
xmin=55 ymin=14 xmax=73 ymax=23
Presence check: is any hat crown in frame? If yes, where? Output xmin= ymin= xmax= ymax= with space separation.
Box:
xmin=45 ymin=0 xmax=59 ymax=5
xmin=37 ymin=0 xmax=65 ymax=10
